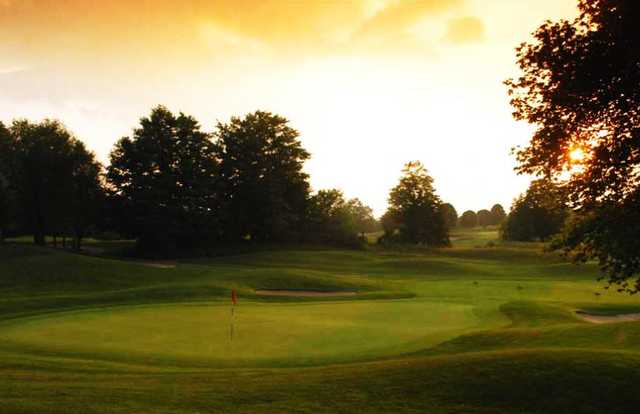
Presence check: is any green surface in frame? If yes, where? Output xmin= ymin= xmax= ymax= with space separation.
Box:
xmin=1 ymin=228 xmax=640 ymax=413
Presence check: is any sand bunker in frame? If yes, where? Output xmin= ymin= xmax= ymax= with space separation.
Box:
xmin=255 ymin=289 xmax=357 ymax=297
xmin=141 ymin=262 xmax=176 ymax=269
xmin=575 ymin=311 xmax=640 ymax=324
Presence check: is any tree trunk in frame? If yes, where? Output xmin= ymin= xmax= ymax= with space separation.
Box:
xmin=33 ymin=231 xmax=45 ymax=246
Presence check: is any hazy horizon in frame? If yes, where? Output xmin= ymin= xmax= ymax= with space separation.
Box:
xmin=0 ymin=0 xmax=579 ymax=216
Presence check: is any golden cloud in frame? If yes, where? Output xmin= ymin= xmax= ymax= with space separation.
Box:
xmin=443 ymin=16 xmax=485 ymax=44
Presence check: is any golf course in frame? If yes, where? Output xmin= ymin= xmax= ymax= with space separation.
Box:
xmin=2 ymin=227 xmax=640 ymax=413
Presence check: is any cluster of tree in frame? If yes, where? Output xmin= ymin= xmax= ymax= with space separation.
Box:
xmin=0 ymin=120 xmax=102 ymax=248
xmin=507 ymin=0 xmax=640 ymax=291
xmin=0 ymin=107 xmax=380 ymax=256
xmin=380 ymin=161 xmax=450 ymax=246
xmin=458 ymin=204 xmax=506 ymax=228
xmin=501 ymin=179 xmax=567 ymax=242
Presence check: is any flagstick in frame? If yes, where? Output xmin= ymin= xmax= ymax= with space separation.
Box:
xmin=230 ymin=303 xmax=235 ymax=342
xmin=229 ymin=291 xmax=236 ymax=407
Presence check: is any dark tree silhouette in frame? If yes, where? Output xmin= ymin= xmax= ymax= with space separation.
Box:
xmin=215 ymin=111 xmax=310 ymax=242
xmin=0 ymin=122 xmax=15 ymax=242
xmin=440 ymin=203 xmax=458 ymax=230
xmin=502 ymin=179 xmax=567 ymax=242
xmin=108 ymin=106 xmax=219 ymax=256
xmin=345 ymin=198 xmax=378 ymax=237
xmin=477 ymin=209 xmax=492 ymax=227
xmin=10 ymin=120 xmax=85 ymax=245
xmin=382 ymin=161 xmax=449 ymax=246
xmin=459 ymin=210 xmax=478 ymax=228
xmin=305 ymin=189 xmax=364 ymax=246
xmin=506 ymin=0 xmax=640 ymax=290
xmin=490 ymin=204 xmax=507 ymax=225
xmin=67 ymin=141 xmax=103 ymax=250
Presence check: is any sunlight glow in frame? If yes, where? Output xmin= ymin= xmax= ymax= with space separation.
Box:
xmin=569 ymin=148 xmax=587 ymax=163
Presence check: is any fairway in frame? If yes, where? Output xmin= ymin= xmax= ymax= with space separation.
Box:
xmin=2 ymin=228 xmax=640 ymax=413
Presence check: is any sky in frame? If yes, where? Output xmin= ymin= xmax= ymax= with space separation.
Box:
xmin=0 ymin=0 xmax=579 ymax=216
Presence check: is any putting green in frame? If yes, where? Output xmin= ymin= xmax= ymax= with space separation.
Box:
xmin=0 ymin=300 xmax=500 ymax=367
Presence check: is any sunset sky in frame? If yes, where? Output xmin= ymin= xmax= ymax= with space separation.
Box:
xmin=0 ymin=0 xmax=579 ymax=216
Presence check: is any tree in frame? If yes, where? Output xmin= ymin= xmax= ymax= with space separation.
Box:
xmin=382 ymin=161 xmax=449 ymax=246
xmin=501 ymin=179 xmax=567 ymax=242
xmin=67 ymin=141 xmax=104 ymax=250
xmin=0 ymin=122 xmax=15 ymax=242
xmin=490 ymin=204 xmax=507 ymax=225
xmin=305 ymin=189 xmax=361 ymax=246
xmin=459 ymin=210 xmax=478 ymax=228
xmin=477 ymin=209 xmax=492 ymax=227
xmin=345 ymin=198 xmax=378 ymax=237
xmin=506 ymin=0 xmax=640 ymax=290
xmin=10 ymin=120 xmax=80 ymax=245
xmin=107 ymin=106 xmax=219 ymax=256
xmin=215 ymin=111 xmax=310 ymax=242
xmin=440 ymin=203 xmax=458 ymax=230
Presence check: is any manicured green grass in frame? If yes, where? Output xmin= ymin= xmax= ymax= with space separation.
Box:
xmin=1 ymin=228 xmax=639 ymax=413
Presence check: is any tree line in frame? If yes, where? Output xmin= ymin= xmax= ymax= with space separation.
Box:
xmin=0 ymin=107 xmax=385 ymax=256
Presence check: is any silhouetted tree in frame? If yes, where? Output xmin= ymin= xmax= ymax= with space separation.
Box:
xmin=490 ymin=204 xmax=507 ymax=225
xmin=345 ymin=198 xmax=378 ymax=237
xmin=215 ymin=111 xmax=310 ymax=242
xmin=477 ymin=209 xmax=492 ymax=227
xmin=107 ymin=106 xmax=219 ymax=256
xmin=459 ymin=210 xmax=478 ymax=228
xmin=67 ymin=141 xmax=103 ymax=250
xmin=382 ymin=161 xmax=449 ymax=246
xmin=0 ymin=122 xmax=15 ymax=242
xmin=305 ymin=189 xmax=361 ymax=246
xmin=502 ymin=179 xmax=567 ymax=242
xmin=506 ymin=0 xmax=640 ymax=290
xmin=440 ymin=203 xmax=458 ymax=230
xmin=10 ymin=120 xmax=80 ymax=245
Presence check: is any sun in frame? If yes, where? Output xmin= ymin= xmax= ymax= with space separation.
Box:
xmin=569 ymin=147 xmax=586 ymax=162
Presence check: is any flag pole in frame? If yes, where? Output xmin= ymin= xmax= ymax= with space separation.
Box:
xmin=230 ymin=289 xmax=237 ymax=342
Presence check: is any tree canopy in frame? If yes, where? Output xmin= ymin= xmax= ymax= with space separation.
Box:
xmin=477 ymin=209 xmax=492 ymax=227
xmin=215 ymin=111 xmax=310 ymax=243
xmin=0 ymin=122 xmax=15 ymax=242
xmin=440 ymin=203 xmax=458 ymax=230
xmin=506 ymin=0 xmax=640 ymax=290
xmin=502 ymin=179 xmax=567 ymax=242
xmin=305 ymin=190 xmax=373 ymax=246
xmin=490 ymin=204 xmax=507 ymax=225
xmin=107 ymin=106 xmax=219 ymax=255
xmin=381 ymin=161 xmax=449 ymax=246
xmin=9 ymin=119 xmax=101 ymax=247
xmin=459 ymin=210 xmax=478 ymax=228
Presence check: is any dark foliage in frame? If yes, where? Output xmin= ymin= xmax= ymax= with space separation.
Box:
xmin=305 ymin=189 xmax=366 ymax=247
xmin=440 ymin=203 xmax=458 ymax=230
xmin=10 ymin=120 xmax=102 ymax=248
xmin=477 ymin=209 xmax=492 ymax=227
xmin=502 ymin=180 xmax=567 ymax=242
xmin=107 ymin=106 xmax=219 ymax=256
xmin=215 ymin=111 xmax=310 ymax=243
xmin=490 ymin=204 xmax=507 ymax=225
xmin=0 ymin=122 xmax=16 ymax=242
xmin=459 ymin=210 xmax=478 ymax=228
xmin=506 ymin=0 xmax=640 ymax=290
xmin=381 ymin=161 xmax=449 ymax=246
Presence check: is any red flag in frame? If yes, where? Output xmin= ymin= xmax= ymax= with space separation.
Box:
xmin=231 ymin=289 xmax=238 ymax=306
